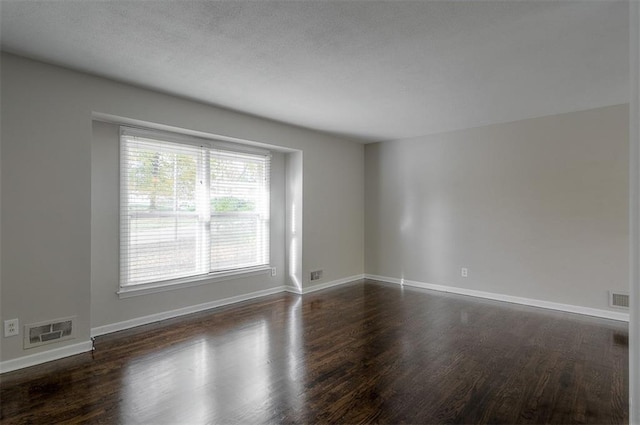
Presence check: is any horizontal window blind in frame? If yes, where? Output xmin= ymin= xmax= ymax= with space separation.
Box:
xmin=120 ymin=127 xmax=270 ymax=287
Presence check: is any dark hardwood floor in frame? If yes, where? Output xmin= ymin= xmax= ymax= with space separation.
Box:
xmin=0 ymin=280 xmax=628 ymax=424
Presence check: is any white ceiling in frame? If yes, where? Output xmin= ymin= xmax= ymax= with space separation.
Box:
xmin=0 ymin=0 xmax=629 ymax=143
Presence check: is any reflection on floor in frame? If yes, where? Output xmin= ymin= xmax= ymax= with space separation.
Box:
xmin=0 ymin=280 xmax=629 ymax=423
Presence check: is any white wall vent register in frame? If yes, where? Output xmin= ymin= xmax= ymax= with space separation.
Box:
xmin=609 ymin=291 xmax=629 ymax=309
xmin=24 ymin=317 xmax=75 ymax=349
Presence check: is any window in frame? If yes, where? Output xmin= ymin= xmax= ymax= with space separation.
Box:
xmin=120 ymin=127 xmax=270 ymax=291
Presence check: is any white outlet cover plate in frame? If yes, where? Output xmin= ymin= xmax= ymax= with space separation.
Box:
xmin=4 ymin=319 xmax=19 ymax=337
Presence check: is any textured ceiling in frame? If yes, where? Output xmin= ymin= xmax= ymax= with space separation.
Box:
xmin=0 ymin=0 xmax=629 ymax=143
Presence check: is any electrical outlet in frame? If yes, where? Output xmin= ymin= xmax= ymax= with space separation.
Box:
xmin=4 ymin=319 xmax=19 ymax=337
xmin=461 ymin=267 xmax=468 ymax=278
xmin=271 ymin=267 xmax=277 ymax=277
xmin=310 ymin=270 xmax=323 ymax=281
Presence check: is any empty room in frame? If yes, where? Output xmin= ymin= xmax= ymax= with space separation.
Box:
xmin=1 ymin=0 xmax=638 ymax=424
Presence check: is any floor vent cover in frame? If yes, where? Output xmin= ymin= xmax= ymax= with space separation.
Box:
xmin=24 ymin=317 xmax=75 ymax=349
xmin=609 ymin=291 xmax=629 ymax=309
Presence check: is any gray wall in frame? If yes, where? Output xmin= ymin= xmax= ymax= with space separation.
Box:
xmin=1 ymin=53 xmax=364 ymax=362
xmin=365 ymin=104 xmax=629 ymax=311
xmin=2 ymin=49 xmax=627 ymax=365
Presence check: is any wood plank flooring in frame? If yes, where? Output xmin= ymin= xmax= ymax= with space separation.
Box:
xmin=0 ymin=280 xmax=628 ymax=424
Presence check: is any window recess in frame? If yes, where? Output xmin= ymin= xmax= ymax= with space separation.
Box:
xmin=119 ymin=126 xmax=271 ymax=291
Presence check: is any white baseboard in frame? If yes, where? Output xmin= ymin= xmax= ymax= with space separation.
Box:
xmin=2 ymin=275 xmax=365 ymax=374
xmin=91 ymin=285 xmax=287 ymax=337
xmin=284 ymin=285 xmax=303 ymax=294
xmin=365 ymin=274 xmax=630 ymax=322
xmin=0 ymin=340 xmax=93 ymax=374
xmin=293 ymin=274 xmax=365 ymax=295
xmin=95 ymin=275 xmax=365 ymax=336
xmin=365 ymin=274 xmax=404 ymax=286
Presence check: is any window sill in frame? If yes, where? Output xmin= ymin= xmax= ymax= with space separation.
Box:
xmin=117 ymin=266 xmax=272 ymax=298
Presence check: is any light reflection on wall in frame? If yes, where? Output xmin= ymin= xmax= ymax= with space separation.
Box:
xmin=399 ymin=189 xmax=414 ymax=283
xmin=289 ymin=202 xmax=301 ymax=291
xmin=286 ymin=150 xmax=303 ymax=293
xmin=424 ymin=197 xmax=452 ymax=283
xmin=398 ymin=153 xmax=452 ymax=285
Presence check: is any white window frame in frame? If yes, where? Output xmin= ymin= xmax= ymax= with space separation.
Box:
xmin=118 ymin=126 xmax=271 ymax=298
